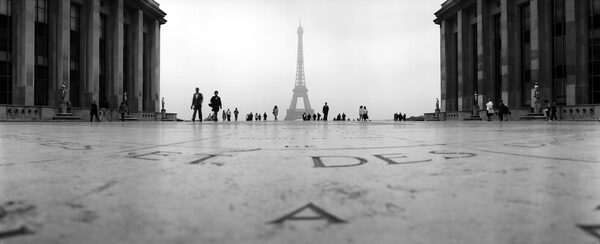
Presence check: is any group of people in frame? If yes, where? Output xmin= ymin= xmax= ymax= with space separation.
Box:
xmin=484 ymin=97 xmax=510 ymax=121
xmin=394 ymin=113 xmax=407 ymax=121
xmin=544 ymin=100 xmax=559 ymax=121
xmin=191 ymin=88 xmax=222 ymax=122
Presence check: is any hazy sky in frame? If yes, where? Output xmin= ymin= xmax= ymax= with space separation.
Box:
xmin=160 ymin=0 xmax=442 ymax=120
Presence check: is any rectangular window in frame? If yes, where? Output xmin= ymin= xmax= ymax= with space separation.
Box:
xmin=0 ymin=0 xmax=11 ymax=104
xmin=590 ymin=0 xmax=600 ymax=103
xmin=34 ymin=0 xmax=48 ymax=106
xmin=493 ymin=14 xmax=502 ymax=105
xmin=520 ymin=3 xmax=532 ymax=106
xmin=70 ymin=4 xmax=80 ymax=107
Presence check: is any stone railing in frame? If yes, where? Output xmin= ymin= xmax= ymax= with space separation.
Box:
xmin=559 ymin=105 xmax=599 ymax=120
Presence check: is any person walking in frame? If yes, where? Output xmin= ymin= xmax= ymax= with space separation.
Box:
xmin=497 ymin=100 xmax=508 ymax=121
xmin=90 ymin=100 xmax=100 ymax=122
xmin=273 ymin=106 xmax=279 ymax=121
xmin=322 ymin=102 xmax=329 ymax=121
xmin=363 ymin=106 xmax=369 ymax=121
xmin=209 ymin=90 xmax=222 ymax=122
xmin=486 ymin=97 xmax=494 ymax=121
xmin=119 ymin=101 xmax=127 ymax=122
xmin=234 ymin=108 xmax=239 ymax=121
xmin=264 ymin=112 xmax=268 ymax=121
xmin=226 ymin=109 xmax=232 ymax=121
xmin=191 ymin=87 xmax=203 ymax=122
xmin=544 ymin=100 xmax=551 ymax=121
xmin=550 ymin=99 xmax=558 ymax=121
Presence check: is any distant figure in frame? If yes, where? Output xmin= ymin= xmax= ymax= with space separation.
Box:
xmin=312 ymin=113 xmax=316 ymax=121
xmin=248 ymin=112 xmax=253 ymax=121
xmin=473 ymin=91 xmax=478 ymax=106
xmin=264 ymin=112 xmax=268 ymax=121
xmin=317 ymin=113 xmax=322 ymax=121
xmin=322 ymin=102 xmax=329 ymax=121
xmin=359 ymin=106 xmax=364 ymax=121
xmin=90 ymin=100 xmax=100 ymax=122
xmin=342 ymin=113 xmax=346 ymax=121
xmin=273 ymin=106 xmax=279 ymax=120
xmin=336 ymin=114 xmax=341 ymax=121
xmin=486 ymin=97 xmax=494 ymax=121
xmin=226 ymin=109 xmax=232 ymax=121
xmin=544 ymin=100 xmax=550 ymax=120
xmin=394 ymin=113 xmax=398 ymax=121
xmin=191 ymin=87 xmax=203 ymax=122
xmin=497 ymin=100 xmax=509 ymax=121
xmin=258 ymin=113 xmax=262 ymax=121
xmin=402 ymin=113 xmax=406 ymax=121
xmin=256 ymin=113 xmax=260 ymax=121
xmin=363 ymin=106 xmax=368 ymax=121
xmin=119 ymin=101 xmax=127 ymax=121
xmin=234 ymin=108 xmax=239 ymax=121
xmin=302 ymin=112 xmax=306 ymax=121
xmin=222 ymin=110 xmax=226 ymax=121
xmin=209 ymin=91 xmax=222 ymax=122
xmin=99 ymin=98 xmax=110 ymax=122
xmin=161 ymin=97 xmax=165 ymax=110
xmin=435 ymin=98 xmax=440 ymax=110
xmin=550 ymin=100 xmax=558 ymax=121
xmin=60 ymin=81 xmax=67 ymax=103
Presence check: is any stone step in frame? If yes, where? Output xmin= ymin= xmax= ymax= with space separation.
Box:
xmin=463 ymin=115 xmax=482 ymax=121
xmin=52 ymin=113 xmax=81 ymax=121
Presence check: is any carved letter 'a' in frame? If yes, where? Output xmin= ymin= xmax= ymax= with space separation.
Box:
xmin=269 ymin=202 xmax=346 ymax=224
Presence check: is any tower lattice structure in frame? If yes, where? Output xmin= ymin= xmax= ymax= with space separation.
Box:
xmin=284 ymin=21 xmax=314 ymax=121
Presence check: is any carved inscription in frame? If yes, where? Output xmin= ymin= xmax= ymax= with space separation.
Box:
xmin=269 ymin=203 xmax=346 ymax=224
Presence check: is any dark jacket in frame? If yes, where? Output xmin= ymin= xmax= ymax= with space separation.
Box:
xmin=323 ymin=105 xmax=329 ymax=114
xmin=191 ymin=92 xmax=203 ymax=109
xmin=91 ymin=102 xmax=98 ymax=113
xmin=210 ymin=95 xmax=222 ymax=112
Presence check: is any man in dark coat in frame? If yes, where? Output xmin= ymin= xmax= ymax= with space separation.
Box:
xmin=191 ymin=87 xmax=203 ymax=122
xmin=322 ymin=102 xmax=329 ymax=121
xmin=90 ymin=100 xmax=100 ymax=122
xmin=209 ymin=90 xmax=222 ymax=122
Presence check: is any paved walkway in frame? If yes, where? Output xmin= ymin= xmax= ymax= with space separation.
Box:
xmin=1 ymin=121 xmax=599 ymax=244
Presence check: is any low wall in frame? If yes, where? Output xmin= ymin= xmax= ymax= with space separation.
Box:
xmin=0 ymin=105 xmax=178 ymax=122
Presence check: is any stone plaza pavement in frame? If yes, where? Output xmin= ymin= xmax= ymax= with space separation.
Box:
xmin=0 ymin=120 xmax=599 ymax=244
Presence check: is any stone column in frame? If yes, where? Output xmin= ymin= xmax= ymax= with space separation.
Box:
xmin=500 ymin=0 xmax=518 ymax=107
xmin=575 ymin=0 xmax=589 ymax=104
xmin=564 ymin=0 xmax=577 ymax=105
xmin=131 ymin=9 xmax=143 ymax=112
xmin=457 ymin=10 xmax=467 ymax=112
xmin=83 ymin=0 xmax=100 ymax=106
xmin=151 ymin=20 xmax=161 ymax=113
xmin=440 ymin=20 xmax=448 ymax=113
xmin=476 ymin=0 xmax=488 ymax=108
xmin=51 ymin=0 xmax=70 ymax=106
xmin=530 ymin=0 xmax=552 ymax=104
xmin=110 ymin=0 xmax=124 ymax=107
xmin=13 ymin=0 xmax=35 ymax=106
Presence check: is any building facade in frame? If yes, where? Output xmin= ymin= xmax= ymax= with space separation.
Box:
xmin=0 ymin=0 xmax=165 ymax=120
xmin=434 ymin=0 xmax=599 ymax=120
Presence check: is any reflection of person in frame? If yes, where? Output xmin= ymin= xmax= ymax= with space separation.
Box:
xmin=90 ymin=100 xmax=100 ymax=122
xmin=209 ymin=91 xmax=222 ymax=122
xmin=272 ymin=106 xmax=279 ymax=120
xmin=322 ymin=102 xmax=329 ymax=121
xmin=486 ymin=97 xmax=494 ymax=121
xmin=191 ymin=87 xmax=203 ymax=122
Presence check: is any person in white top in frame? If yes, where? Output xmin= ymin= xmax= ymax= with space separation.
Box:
xmin=486 ymin=97 xmax=494 ymax=121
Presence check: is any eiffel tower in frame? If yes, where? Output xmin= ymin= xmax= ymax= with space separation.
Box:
xmin=284 ymin=21 xmax=314 ymax=121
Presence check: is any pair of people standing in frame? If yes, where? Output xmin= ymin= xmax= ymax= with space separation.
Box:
xmin=485 ymin=97 xmax=510 ymax=121
xmin=191 ymin=88 xmax=222 ymax=122
xmin=359 ymin=106 xmax=368 ymax=121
